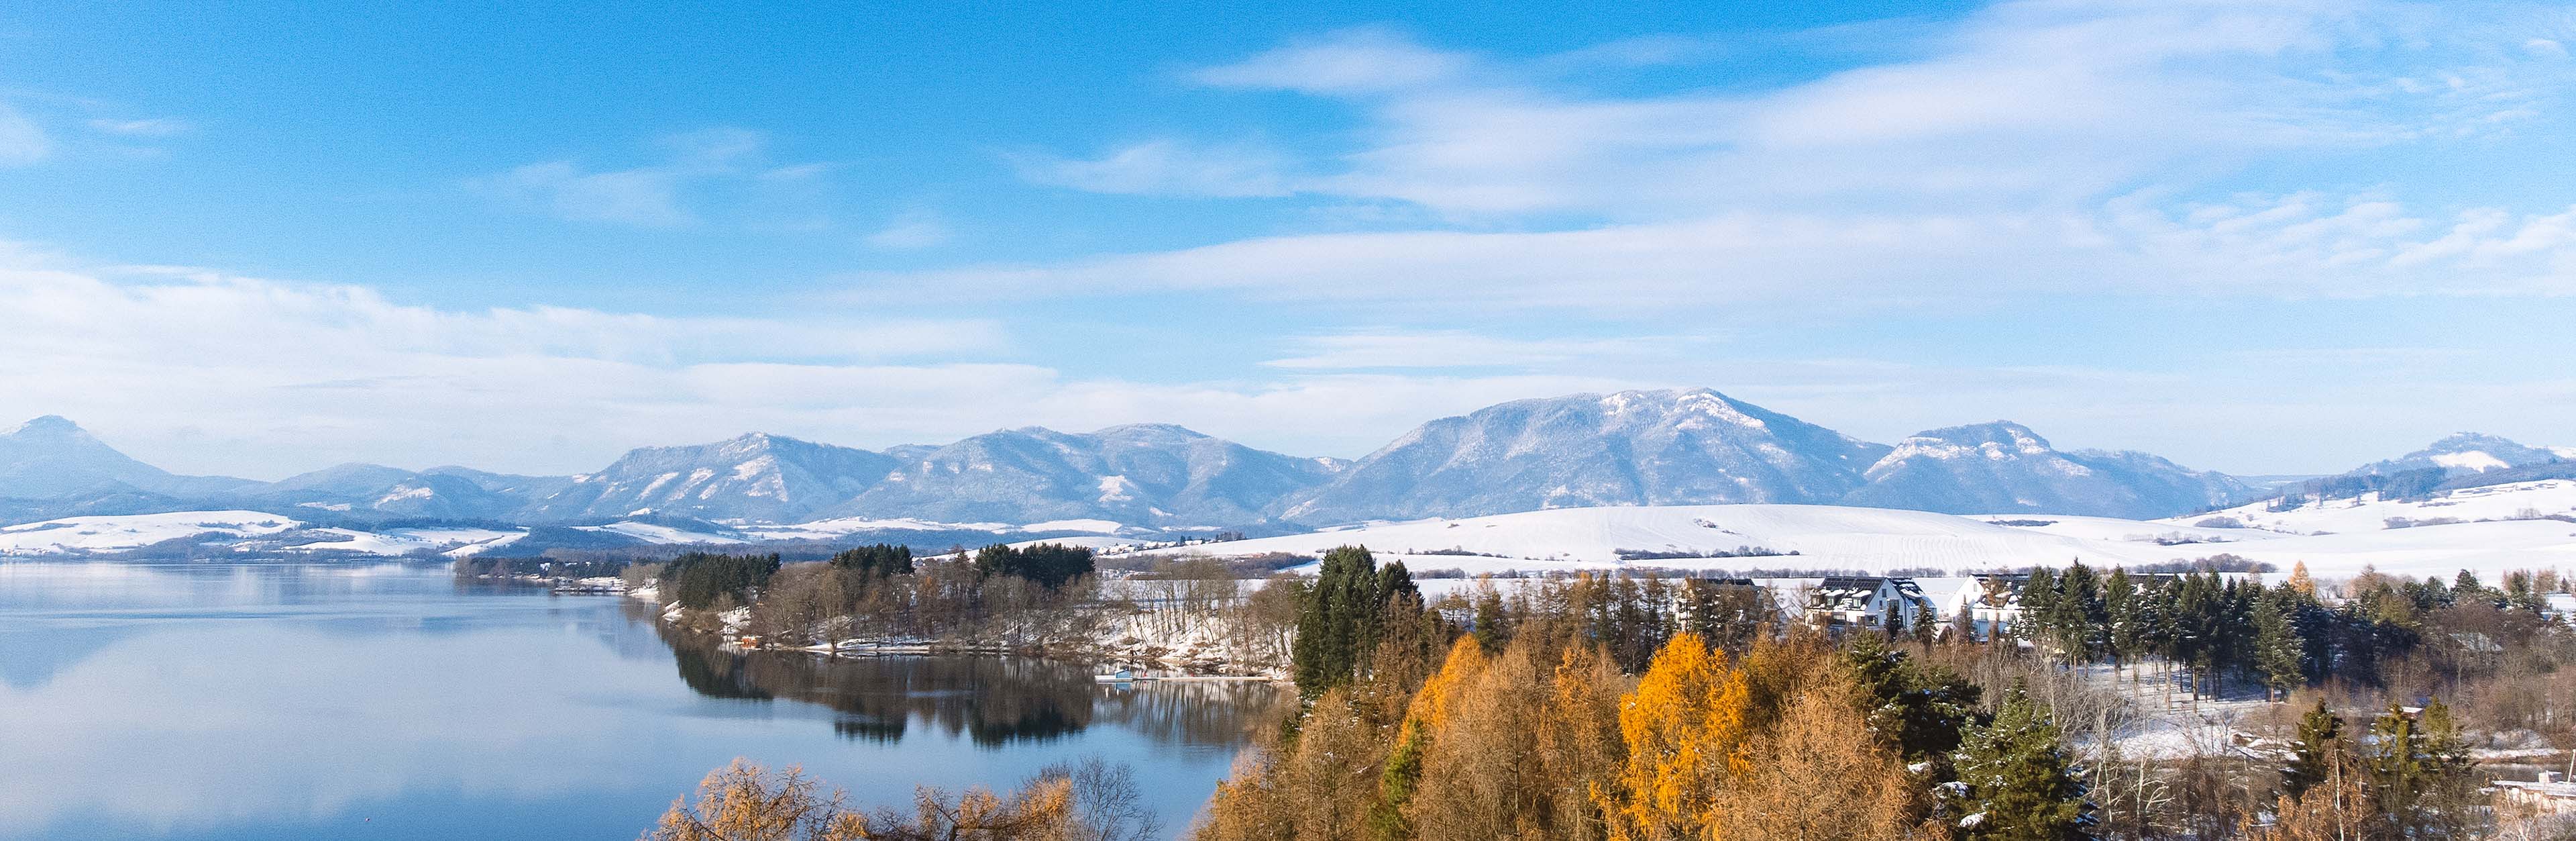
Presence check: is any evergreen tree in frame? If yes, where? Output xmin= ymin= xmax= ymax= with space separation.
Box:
xmin=2103 ymin=568 xmax=2142 ymax=673
xmin=1843 ymin=634 xmax=1979 ymax=773
xmin=2280 ymin=699 xmax=2345 ymax=799
xmin=1469 ymin=578 xmax=1509 ymax=653
xmin=2018 ymin=567 xmax=2059 ymax=646
xmin=1290 ymin=546 xmax=1414 ymax=697
xmin=2251 ymin=588 xmax=2306 ymax=701
xmin=1947 ymin=685 xmax=2095 ymax=841
xmin=2049 ymin=562 xmax=2105 ymax=663
xmin=971 ymin=542 xmax=1094 ymax=589
xmin=828 ymin=543 xmax=914 ymax=577
xmin=2364 ymin=702 xmax=2466 ymax=837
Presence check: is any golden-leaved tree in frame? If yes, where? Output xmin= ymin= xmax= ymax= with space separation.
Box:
xmin=1593 ymin=632 xmax=1750 ymax=841
xmin=1374 ymin=636 xmax=1491 ymax=838
xmin=1407 ymin=638 xmax=1542 ymax=840
xmin=1710 ymin=666 xmax=1924 ymax=841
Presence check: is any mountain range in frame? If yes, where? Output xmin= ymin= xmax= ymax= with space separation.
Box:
xmin=3 ymin=389 xmax=2566 ymax=532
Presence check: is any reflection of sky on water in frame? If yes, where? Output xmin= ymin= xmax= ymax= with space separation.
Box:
xmin=0 ymin=562 xmax=1275 ymax=840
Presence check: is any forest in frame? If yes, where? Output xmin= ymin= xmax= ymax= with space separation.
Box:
xmin=639 ymin=544 xmax=2576 ymax=840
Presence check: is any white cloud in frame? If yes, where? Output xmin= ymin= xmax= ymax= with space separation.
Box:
xmin=1037 ymin=1 xmax=2566 ymax=219
xmin=862 ymin=193 xmax=2576 ymax=313
xmin=5 ymin=245 xmax=2567 ymax=477
xmin=1011 ymin=139 xmax=1294 ymax=198
xmin=863 ymin=210 xmax=953 ymax=250
xmin=470 ymin=127 xmax=816 ymax=228
xmin=1265 ymin=330 xmax=1711 ymax=370
xmin=85 ymin=117 xmax=191 ymax=137
xmin=0 ymin=103 xmax=48 ymax=166
xmin=0 ymin=253 xmax=1024 ymax=475
xmin=479 ymin=162 xmax=694 ymax=227
xmin=1191 ymin=26 xmax=1470 ymax=94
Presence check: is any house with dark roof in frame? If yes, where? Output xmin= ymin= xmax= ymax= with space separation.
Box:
xmin=1804 ymin=576 xmax=1933 ymax=631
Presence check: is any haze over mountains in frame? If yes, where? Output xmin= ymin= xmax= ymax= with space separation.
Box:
xmin=1 ymin=389 xmax=2567 ymax=534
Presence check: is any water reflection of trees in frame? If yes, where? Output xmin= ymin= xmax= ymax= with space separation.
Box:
xmin=651 ymin=621 xmax=1283 ymax=750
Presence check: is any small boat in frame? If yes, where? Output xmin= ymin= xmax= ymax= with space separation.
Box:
xmin=1093 ymin=669 xmax=1145 ymax=683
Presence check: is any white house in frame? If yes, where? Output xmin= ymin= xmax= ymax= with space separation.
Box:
xmin=1805 ymin=576 xmax=1934 ymax=631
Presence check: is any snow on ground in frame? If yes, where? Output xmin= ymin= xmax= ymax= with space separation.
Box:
xmin=736 ymin=515 xmax=1130 ymax=542
xmin=0 ymin=511 xmax=301 ymax=555
xmin=1124 ymin=503 xmax=2576 ymax=581
xmin=281 ymin=527 xmax=525 ymax=557
xmin=1017 ymin=519 xmax=1124 ymax=534
xmin=1974 ymin=514 xmax=2284 ymax=546
xmin=2166 ymin=479 xmax=2576 ymax=536
xmin=741 ymin=515 xmax=1016 ymax=540
xmin=572 ymin=521 xmax=739 ymax=544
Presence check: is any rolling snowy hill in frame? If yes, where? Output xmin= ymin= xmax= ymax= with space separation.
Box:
xmin=2166 ymin=479 xmax=2576 ymax=536
xmin=1109 ymin=501 xmax=2576 ymax=581
xmin=2351 ymin=432 xmax=2571 ymax=477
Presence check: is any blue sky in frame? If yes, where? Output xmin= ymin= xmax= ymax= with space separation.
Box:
xmin=3 ymin=0 xmax=2574 ymax=479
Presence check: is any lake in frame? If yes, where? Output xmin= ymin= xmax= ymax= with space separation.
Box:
xmin=0 ymin=562 xmax=1279 ymax=840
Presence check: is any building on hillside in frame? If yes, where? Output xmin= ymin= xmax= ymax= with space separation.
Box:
xmin=1805 ymin=576 xmax=1934 ymax=632
xmin=2545 ymin=593 xmax=2576 ymax=625
xmin=1952 ymin=573 xmax=2030 ymax=640
xmin=2495 ymin=771 xmax=2576 ymax=817
xmin=1909 ymin=577 xmax=1987 ymax=639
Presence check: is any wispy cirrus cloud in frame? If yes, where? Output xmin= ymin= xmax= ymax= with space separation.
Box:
xmin=0 ymin=102 xmax=48 ymax=166
xmin=85 ymin=117 xmax=191 ymax=137
xmin=863 ymin=209 xmax=953 ymax=250
xmin=946 ymin=0 xmax=2576 ymax=313
xmin=1011 ymin=138 xmax=1297 ymax=199
xmin=1264 ymin=330 xmax=1717 ymax=370
xmin=470 ymin=127 xmax=830 ymax=228
xmin=857 ymin=191 xmax=2576 ymax=314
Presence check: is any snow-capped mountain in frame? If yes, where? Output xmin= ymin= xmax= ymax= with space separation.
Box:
xmin=2352 ymin=432 xmax=2569 ymax=477
xmin=252 ymin=463 xmax=531 ymax=520
xmin=518 ymin=432 xmax=899 ymax=524
xmin=23 ymin=397 xmax=2535 ymax=547
xmin=1840 ymin=422 xmax=2255 ymax=519
xmin=830 ymin=424 xmax=1344 ymax=527
xmin=0 ymin=416 xmax=255 ymax=499
xmin=1276 ymin=389 xmax=1892 ymax=524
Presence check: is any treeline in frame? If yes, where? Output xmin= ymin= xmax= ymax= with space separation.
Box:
xmin=2001 ymin=562 xmax=2565 ymax=706
xmin=450 ymin=556 xmax=629 ymax=579
xmin=639 ymin=543 xmax=1108 ymax=648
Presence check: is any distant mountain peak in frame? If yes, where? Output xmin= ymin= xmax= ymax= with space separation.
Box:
xmin=1091 ymin=422 xmax=1210 ymax=440
xmin=8 ymin=415 xmax=89 ymax=438
xmin=1278 ymin=388 xmax=1891 ymax=524
xmin=2358 ymin=432 xmax=2565 ymax=476
xmin=1885 ymin=421 xmax=2054 ymax=459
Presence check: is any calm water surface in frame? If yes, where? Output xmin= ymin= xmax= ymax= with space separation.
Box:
xmin=0 ymin=562 xmax=1279 ymax=840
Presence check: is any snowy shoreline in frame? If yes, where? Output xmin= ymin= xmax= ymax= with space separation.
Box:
xmin=621 ymin=585 xmax=1292 ymax=681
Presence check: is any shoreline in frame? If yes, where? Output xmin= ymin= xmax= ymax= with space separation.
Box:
xmin=623 ymin=587 xmax=1292 ymax=682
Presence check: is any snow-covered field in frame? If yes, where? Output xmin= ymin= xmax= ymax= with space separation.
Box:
xmin=1110 ymin=495 xmax=2576 ymax=580
xmin=284 ymin=527 xmax=525 ymax=558
xmin=0 ymin=511 xmax=301 ymax=555
xmin=2165 ymin=479 xmax=2576 ymax=536
xmin=0 ymin=511 xmax=523 ymax=558
xmin=11 ymin=479 xmax=2575 ymax=579
xmin=730 ymin=516 xmax=1143 ymax=546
